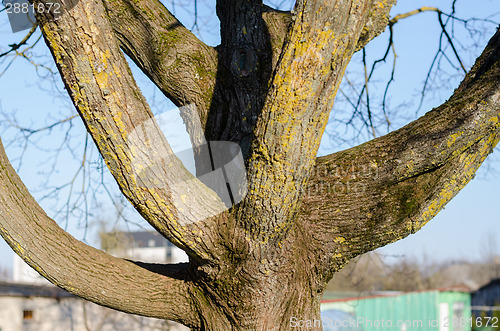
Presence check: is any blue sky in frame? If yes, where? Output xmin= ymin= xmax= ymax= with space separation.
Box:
xmin=0 ymin=0 xmax=499 ymax=274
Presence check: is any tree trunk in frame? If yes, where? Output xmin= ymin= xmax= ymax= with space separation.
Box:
xmin=0 ymin=0 xmax=499 ymax=330
xmin=187 ymin=247 xmax=325 ymax=330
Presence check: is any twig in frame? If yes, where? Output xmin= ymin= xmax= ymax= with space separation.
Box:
xmin=0 ymin=23 xmax=38 ymax=59
xmin=438 ymin=12 xmax=467 ymax=73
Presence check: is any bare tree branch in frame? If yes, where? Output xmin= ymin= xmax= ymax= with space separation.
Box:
xmin=34 ymin=0 xmax=226 ymax=260
xmin=389 ymin=7 xmax=441 ymax=26
xmin=355 ymin=0 xmax=397 ymax=52
xmin=330 ymin=5 xmax=499 ymax=146
xmin=300 ymin=28 xmax=500 ymax=272
xmin=103 ymin=0 xmax=218 ymax=129
xmin=0 ymin=23 xmax=37 ymax=58
xmin=241 ymin=0 xmax=374 ymax=243
xmin=0 ymin=138 xmax=200 ymax=327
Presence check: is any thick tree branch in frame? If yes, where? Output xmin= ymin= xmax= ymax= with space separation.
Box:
xmin=34 ymin=0 xmax=226 ymax=260
xmin=0 ymin=139 xmax=199 ymax=327
xmin=262 ymin=5 xmax=293 ymax=71
xmin=103 ymin=0 xmax=218 ymax=136
xmin=300 ymin=27 xmax=500 ymax=273
xmin=355 ymin=0 xmax=396 ymax=52
xmin=240 ymin=0 xmax=374 ymax=244
xmin=202 ymin=0 xmax=274 ymax=154
xmin=260 ymin=0 xmax=398 ymax=55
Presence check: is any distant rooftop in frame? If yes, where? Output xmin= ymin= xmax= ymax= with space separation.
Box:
xmin=0 ymin=281 xmax=74 ymax=298
xmin=322 ymin=287 xmax=471 ymax=304
xmin=125 ymin=231 xmax=174 ymax=248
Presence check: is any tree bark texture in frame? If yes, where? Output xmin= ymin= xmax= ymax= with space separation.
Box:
xmin=0 ymin=0 xmax=499 ymax=330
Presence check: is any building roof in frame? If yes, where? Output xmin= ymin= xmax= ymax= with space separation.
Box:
xmin=0 ymin=282 xmax=75 ymax=298
xmin=471 ymin=278 xmax=500 ymax=307
xmin=322 ymin=287 xmax=470 ymax=304
xmin=126 ymin=231 xmax=174 ymax=248
xmin=476 ymin=278 xmax=500 ymax=291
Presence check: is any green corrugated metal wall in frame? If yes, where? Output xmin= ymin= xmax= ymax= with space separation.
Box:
xmin=438 ymin=291 xmax=472 ymax=331
xmin=321 ymin=290 xmax=471 ymax=330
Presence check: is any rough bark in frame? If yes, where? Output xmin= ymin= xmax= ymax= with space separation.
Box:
xmin=104 ymin=0 xmax=394 ymax=136
xmin=103 ymin=0 xmax=218 ymax=150
xmin=299 ymin=28 xmax=500 ymax=276
xmin=1 ymin=0 xmax=499 ymax=330
xmin=355 ymin=0 xmax=397 ymax=51
xmin=33 ymin=0 xmax=228 ymax=262
xmin=0 ymin=140 xmax=199 ymax=327
xmin=241 ymin=0 xmax=374 ymax=243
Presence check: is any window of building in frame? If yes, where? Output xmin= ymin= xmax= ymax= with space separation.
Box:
xmin=453 ymin=302 xmax=465 ymax=331
xmin=439 ymin=303 xmax=449 ymax=331
xmin=23 ymin=310 xmax=34 ymax=320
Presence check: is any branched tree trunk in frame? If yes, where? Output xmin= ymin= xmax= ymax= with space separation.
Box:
xmin=0 ymin=0 xmax=499 ymax=330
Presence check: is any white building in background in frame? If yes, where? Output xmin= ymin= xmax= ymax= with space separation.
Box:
xmin=112 ymin=231 xmax=189 ymax=264
xmin=3 ymin=231 xmax=190 ymax=331
xmin=12 ymin=231 xmax=188 ymax=285
xmin=0 ymin=282 xmax=185 ymax=331
xmin=12 ymin=255 xmax=50 ymax=285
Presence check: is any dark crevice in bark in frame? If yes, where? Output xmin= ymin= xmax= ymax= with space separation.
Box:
xmin=129 ymin=261 xmax=190 ymax=279
xmin=393 ymin=162 xmax=445 ymax=184
xmin=204 ymin=0 xmax=273 ymax=160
